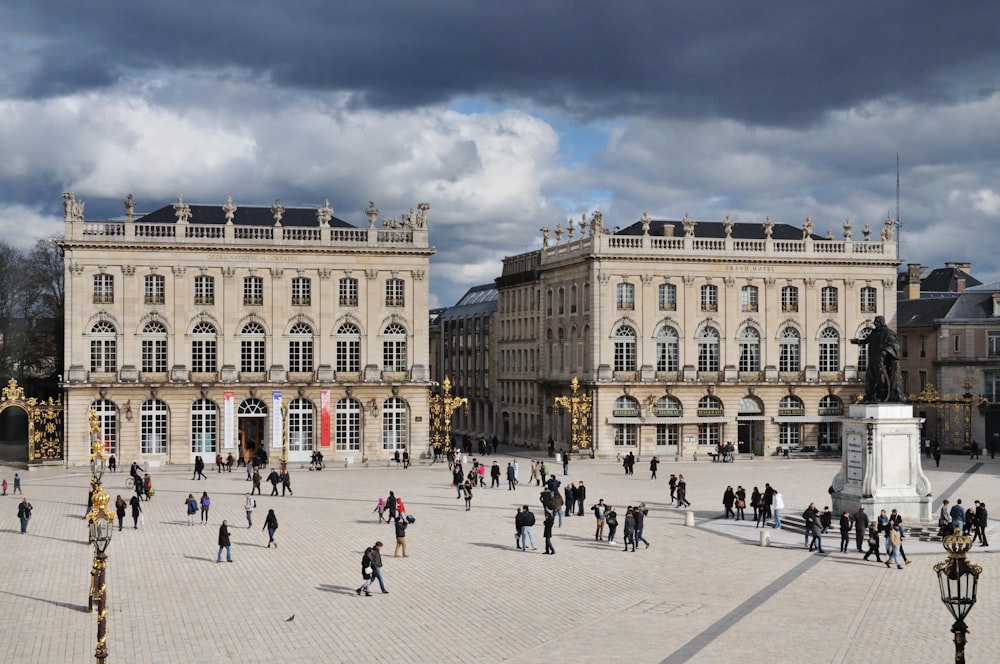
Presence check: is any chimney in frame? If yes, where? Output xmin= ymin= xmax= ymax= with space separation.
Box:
xmin=906 ymin=263 xmax=922 ymax=300
xmin=946 ymin=261 xmax=971 ymax=292
xmin=662 ymin=223 xmax=674 ymax=237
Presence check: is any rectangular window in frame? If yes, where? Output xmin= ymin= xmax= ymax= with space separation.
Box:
xmin=141 ymin=403 xmax=168 ymax=455
xmin=919 ymin=370 xmax=927 ymax=392
xmin=336 ymin=339 xmax=360 ymax=372
xmin=241 ymin=339 xmax=265 ymax=372
xmin=741 ymin=286 xmax=758 ymax=312
xmin=920 ymin=335 xmax=927 ymax=358
xmin=781 ymin=286 xmax=798 ymax=313
xmin=385 ymin=278 xmax=405 ymax=307
xmin=291 ymin=277 xmax=311 ymax=306
xmin=659 ymin=283 xmax=677 ymax=311
xmin=698 ymin=423 xmax=720 ymax=447
xmin=901 ymin=335 xmax=909 ymax=359
xmin=141 ymin=338 xmax=167 ymax=372
xmin=194 ymin=276 xmax=214 ymax=305
xmin=90 ymin=339 xmax=116 ymax=373
xmin=243 ymin=276 xmax=263 ymax=306
xmin=986 ymin=372 xmax=1000 ymax=402
xmin=191 ymin=339 xmax=217 ymax=373
xmin=288 ymin=404 xmax=313 ymax=452
xmin=860 ymin=286 xmax=877 ymax=314
xmin=988 ymin=332 xmax=1000 ymax=357
xmin=901 ymin=370 xmax=909 ymax=396
xmin=339 ymin=278 xmax=358 ymax=306
xmin=335 ymin=402 xmax=361 ymax=451
xmin=954 ymin=335 xmax=961 ymax=354
xmin=144 ymin=274 xmax=165 ymax=305
xmin=821 ymin=286 xmax=838 ymax=313
xmin=383 ymin=340 xmax=406 ymax=372
xmin=656 ymin=424 xmax=678 ymax=448
xmin=614 ymin=424 xmax=637 ymax=447
xmin=779 ymin=423 xmax=801 ymax=448
xmin=700 ymin=285 xmax=717 ymax=312
xmin=289 ymin=339 xmax=313 ymax=373
xmin=616 ymin=283 xmax=634 ymax=310
xmin=190 ymin=405 xmax=216 ymax=454
xmin=93 ymin=274 xmax=114 ymax=304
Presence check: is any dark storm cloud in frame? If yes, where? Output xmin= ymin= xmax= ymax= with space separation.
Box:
xmin=5 ymin=2 xmax=1000 ymax=126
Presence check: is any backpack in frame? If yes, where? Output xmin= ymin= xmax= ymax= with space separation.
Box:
xmin=605 ymin=511 xmax=618 ymax=527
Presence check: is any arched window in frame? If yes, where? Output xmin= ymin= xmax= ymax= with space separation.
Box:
xmin=613 ymin=325 xmax=637 ymax=372
xmin=141 ymin=321 xmax=168 ymax=372
xmin=613 ymin=395 xmax=641 ymax=416
xmin=140 ymin=399 xmax=168 ymax=455
xmin=779 ymin=395 xmax=804 ymax=415
xmin=656 ymin=325 xmax=679 ymax=372
xmin=612 ymin=396 xmax=639 ymax=447
xmin=382 ymin=397 xmax=408 ymax=451
xmin=654 ymin=396 xmax=682 ymax=417
xmin=856 ymin=327 xmax=872 ymax=373
xmin=241 ymin=322 xmax=266 ymax=373
xmin=382 ymin=323 xmax=407 ymax=372
xmin=288 ymin=398 xmax=314 ymax=451
xmin=91 ymin=399 xmax=118 ymax=455
xmin=335 ymin=398 xmax=361 ymax=451
xmin=779 ymin=327 xmax=800 ymax=372
xmin=738 ymin=327 xmax=761 ymax=372
xmin=819 ymin=327 xmax=840 ymax=372
xmin=191 ymin=322 xmax=217 ymax=373
xmin=288 ymin=322 xmax=314 ymax=372
xmin=698 ymin=395 xmax=724 ymax=414
xmin=819 ymin=395 xmax=843 ymax=415
xmin=190 ymin=398 xmax=217 ymax=453
xmin=336 ymin=323 xmax=361 ymax=372
xmin=90 ymin=320 xmax=117 ymax=373
xmin=697 ymin=327 xmax=720 ymax=372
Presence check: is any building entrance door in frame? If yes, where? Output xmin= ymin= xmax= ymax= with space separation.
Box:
xmin=239 ymin=417 xmax=266 ymax=466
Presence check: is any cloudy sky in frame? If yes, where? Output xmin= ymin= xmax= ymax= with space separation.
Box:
xmin=2 ymin=2 xmax=999 ymax=307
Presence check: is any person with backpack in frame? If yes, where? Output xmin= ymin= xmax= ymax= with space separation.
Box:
xmin=357 ymin=546 xmax=375 ymax=596
xmin=604 ymin=505 xmax=618 ymax=545
xmin=244 ymin=493 xmax=256 ymax=528
xmin=17 ymin=498 xmax=32 ymax=533
xmin=462 ymin=481 xmax=473 ymax=511
xmin=517 ymin=505 xmax=536 ymax=551
xmin=200 ymin=492 xmax=211 ymax=524
xmin=185 ymin=494 xmax=198 ymax=526
xmin=622 ymin=507 xmax=636 ymax=552
xmin=263 ymin=509 xmax=278 ymax=548
xmin=393 ymin=515 xmax=409 ymax=556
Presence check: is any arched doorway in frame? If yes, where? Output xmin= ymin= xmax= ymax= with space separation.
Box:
xmin=238 ymin=398 xmax=268 ymax=466
xmin=737 ymin=395 xmax=765 ymax=455
xmin=0 ymin=379 xmax=63 ymax=464
xmin=0 ymin=405 xmax=28 ymax=463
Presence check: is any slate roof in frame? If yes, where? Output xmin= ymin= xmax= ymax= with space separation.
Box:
xmin=617 ymin=219 xmax=825 ymax=241
xmin=897 ymin=297 xmax=959 ymax=328
xmin=137 ymin=204 xmax=356 ymax=228
xmin=438 ymin=284 xmax=497 ymax=321
xmin=895 ymin=266 xmax=981 ymax=293
xmin=943 ymin=291 xmax=998 ymax=321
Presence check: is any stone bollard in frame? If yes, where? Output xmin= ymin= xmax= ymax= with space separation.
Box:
xmin=684 ymin=511 xmax=694 ymax=527
xmin=759 ymin=529 xmax=770 ymax=547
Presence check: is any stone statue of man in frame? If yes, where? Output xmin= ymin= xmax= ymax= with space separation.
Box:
xmin=851 ymin=316 xmax=903 ymax=403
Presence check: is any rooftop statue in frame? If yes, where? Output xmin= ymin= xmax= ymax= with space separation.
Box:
xmin=850 ymin=316 xmax=903 ymax=403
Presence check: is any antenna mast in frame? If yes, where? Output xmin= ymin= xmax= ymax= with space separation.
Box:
xmin=896 ymin=153 xmax=902 ymax=260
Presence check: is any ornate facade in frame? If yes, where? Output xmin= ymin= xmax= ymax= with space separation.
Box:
xmin=59 ymin=193 xmax=434 ymax=466
xmin=496 ymin=212 xmax=901 ymax=458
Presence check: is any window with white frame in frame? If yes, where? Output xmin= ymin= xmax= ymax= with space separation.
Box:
xmin=818 ymin=394 xmax=844 ymax=416
xmin=700 ymin=284 xmax=718 ymax=312
xmin=818 ymin=422 xmax=842 ymax=449
xmin=336 ymin=323 xmax=361 ymax=372
xmin=988 ymin=331 xmax=1000 ymax=357
xmin=616 ymin=283 xmax=635 ymax=310
xmin=656 ymin=423 xmax=679 ymax=447
xmin=985 ymin=372 xmax=1000 ymax=402
xmin=288 ymin=398 xmax=314 ymax=451
xmin=659 ymin=283 xmax=677 ymax=311
xmin=386 ymin=278 xmax=405 ymax=307
xmin=698 ymin=423 xmax=720 ymax=447
xmin=779 ymin=423 xmax=801 ymax=448
xmin=140 ymin=399 xmax=168 ymax=455
xmin=243 ymin=276 xmax=263 ymax=306
xmin=860 ymin=286 xmax=877 ymax=313
xmin=191 ymin=322 xmax=217 ymax=372
xmin=190 ymin=398 xmax=217 ymax=453
xmin=821 ymin=286 xmax=838 ymax=312
xmin=141 ymin=321 xmax=168 ymax=372
xmin=856 ymin=327 xmax=871 ymax=373
xmin=570 ymin=285 xmax=578 ymax=313
xmin=93 ymin=273 xmax=114 ymax=304
xmin=698 ymin=394 xmax=723 ymax=415
xmin=613 ymin=395 xmax=641 ymax=417
xmin=288 ymin=322 xmax=314 ymax=372
xmin=194 ymin=275 xmax=214 ymax=305
xmin=291 ymin=277 xmax=311 ymax=306
xmin=382 ymin=323 xmax=407 ymax=371
xmin=339 ymin=277 xmax=359 ymax=306
xmin=335 ymin=398 xmax=361 ymax=451
xmin=697 ymin=326 xmax=720 ymax=372
xmin=92 ymin=399 xmax=117 ymax=455
xmin=144 ymin=274 xmax=165 ymax=305
xmin=90 ymin=321 xmax=117 ymax=373
xmin=779 ymin=395 xmax=804 ymax=415
xmin=738 ymin=327 xmax=761 ymax=372
xmin=819 ymin=327 xmax=840 ymax=372
xmin=778 ymin=327 xmax=800 ymax=372
xmin=781 ymin=285 xmax=798 ymax=313
xmin=741 ymin=285 xmax=758 ymax=312
xmin=614 ymin=424 xmax=637 ymax=446
xmin=656 ymin=325 xmax=679 ymax=372
xmin=613 ymin=325 xmax=637 ymax=372
xmin=240 ymin=322 xmax=266 ymax=372
xmin=382 ymin=397 xmax=408 ymax=450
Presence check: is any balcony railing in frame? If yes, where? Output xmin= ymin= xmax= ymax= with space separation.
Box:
xmin=194 ymin=296 xmax=214 ymax=306
xmin=340 ymin=296 xmax=358 ymax=307
xmin=93 ymin=294 xmax=114 ymax=304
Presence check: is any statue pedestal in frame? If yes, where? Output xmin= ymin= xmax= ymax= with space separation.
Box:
xmin=830 ymin=404 xmax=932 ymax=523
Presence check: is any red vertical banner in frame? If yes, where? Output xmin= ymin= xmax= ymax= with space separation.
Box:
xmin=320 ymin=389 xmax=331 ymax=447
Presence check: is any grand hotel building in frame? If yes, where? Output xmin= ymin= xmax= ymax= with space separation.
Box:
xmin=59 ymin=193 xmax=433 ymax=466
xmin=495 ymin=212 xmax=900 ymax=457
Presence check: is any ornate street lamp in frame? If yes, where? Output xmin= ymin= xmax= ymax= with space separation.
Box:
xmin=934 ymin=528 xmax=982 ymax=664
xmin=86 ymin=408 xmax=113 ymax=663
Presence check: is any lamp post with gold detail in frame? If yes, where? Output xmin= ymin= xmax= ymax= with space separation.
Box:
xmin=86 ymin=409 xmax=114 ymax=663
xmin=935 ymin=527 xmax=982 ymax=664
xmin=553 ymin=377 xmax=593 ymax=457
xmin=428 ymin=377 xmax=468 ymax=457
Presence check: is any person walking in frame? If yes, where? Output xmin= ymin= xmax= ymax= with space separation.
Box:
xmin=649 ymin=456 xmax=659 ymax=479
xmin=852 ymin=506 xmax=870 ymax=552
xmin=561 ymin=450 xmax=569 ymax=476
xmin=17 ymin=498 xmax=32 ymax=533
xmin=263 ymin=509 xmax=278 ymax=548
xmin=115 ymin=495 xmax=126 ymax=531
xmin=885 ymin=524 xmax=904 ymax=569
xmin=723 ymin=486 xmax=736 ymax=519
xmin=976 ymin=501 xmax=989 ymax=547
xmin=375 ymin=497 xmax=387 ymax=523
xmin=575 ymin=480 xmax=587 ymax=516
xmin=676 ymin=475 xmax=691 ymax=508
xmin=862 ymin=522 xmax=882 ymax=562
xmin=604 ymin=505 xmax=618 ymax=545
xmin=490 ymin=461 xmax=500 ymax=488
xmin=1 ymin=478 xmax=7 ymax=496
xmin=772 ymin=490 xmax=784 ymax=529
xmin=933 ymin=444 xmax=942 ymax=467
xmin=369 ymin=541 xmax=388 ymax=593
xmin=200 ymin=492 xmax=211 ymax=524
xmin=245 ymin=493 xmax=256 ymax=528
xmin=393 ymin=515 xmax=408 ymax=557
xmin=551 ymin=484 xmax=564 ymax=527
xmin=281 ymin=469 xmax=293 ymax=496
xmin=517 ymin=506 xmax=537 ymax=551
xmin=108 ymin=455 xmax=117 ymax=473
xmin=634 ymin=503 xmax=650 ymax=549
xmin=251 ymin=467 xmax=262 ymax=495
xmin=217 ymin=520 xmax=233 ymax=562
xmin=143 ymin=474 xmax=153 ymax=501
xmin=506 ymin=463 xmax=517 ymax=491
xmin=185 ymin=494 xmax=198 ymax=526
xmin=462 ymin=481 xmax=473 ymax=511
xmin=452 ymin=465 xmax=464 ymax=497
xmin=357 ymin=546 xmax=375 ymax=596
xmin=938 ymin=499 xmax=953 ymax=537
xmin=622 ymin=507 xmax=636 ymax=552
xmin=530 ymin=460 xmax=539 ymax=487
xmin=385 ymin=491 xmax=397 ymax=523
xmin=267 ymin=468 xmax=281 ymax=496
xmin=802 ymin=503 xmax=818 ymax=548
xmin=543 ymin=510 xmax=556 ymax=554
xmin=839 ymin=510 xmax=852 ymax=553
xmin=192 ymin=455 xmax=207 ymax=481
xmin=950 ymin=499 xmax=966 ymax=534
xmin=668 ymin=474 xmax=678 ymax=503
xmin=129 ymin=494 xmax=142 ymax=529
xmin=735 ymin=486 xmax=747 ymax=521
xmin=808 ymin=517 xmax=824 ymax=553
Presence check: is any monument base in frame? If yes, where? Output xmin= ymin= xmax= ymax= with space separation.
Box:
xmin=830 ymin=403 xmax=932 ymax=523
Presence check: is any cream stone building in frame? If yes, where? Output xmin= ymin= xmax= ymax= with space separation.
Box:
xmin=496 ymin=212 xmax=902 ymax=458
xmin=59 ymin=193 xmax=433 ymax=467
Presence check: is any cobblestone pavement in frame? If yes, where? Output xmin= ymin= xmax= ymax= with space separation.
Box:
xmin=2 ymin=452 xmax=999 ymax=664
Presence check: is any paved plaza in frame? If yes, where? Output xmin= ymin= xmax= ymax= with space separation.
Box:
xmin=2 ymin=451 xmax=999 ymax=663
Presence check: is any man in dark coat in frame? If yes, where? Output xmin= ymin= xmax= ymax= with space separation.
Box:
xmin=267 ymin=468 xmax=281 ymax=496
xmin=575 ymin=481 xmax=587 ymax=516
xmin=976 ymin=501 xmax=989 ymax=547
xmin=217 ymin=520 xmax=232 ymax=562
xmin=852 ymin=506 xmax=870 ymax=552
